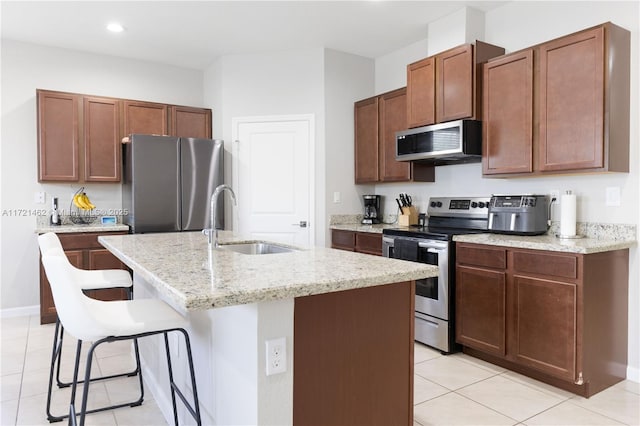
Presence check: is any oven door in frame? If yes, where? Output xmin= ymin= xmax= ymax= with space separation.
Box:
xmin=414 ymin=240 xmax=449 ymax=320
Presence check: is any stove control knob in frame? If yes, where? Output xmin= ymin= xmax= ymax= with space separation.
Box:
xmin=478 ymin=201 xmax=486 ymax=208
xmin=436 ymin=201 xmax=443 ymax=208
xmin=471 ymin=202 xmax=478 ymax=208
xmin=430 ymin=201 xmax=437 ymax=208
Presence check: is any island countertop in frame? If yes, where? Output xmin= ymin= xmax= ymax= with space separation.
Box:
xmin=99 ymin=231 xmax=437 ymax=313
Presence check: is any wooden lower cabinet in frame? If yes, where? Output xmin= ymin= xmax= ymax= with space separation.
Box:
xmin=39 ymin=232 xmax=129 ymax=324
xmin=294 ymin=281 xmax=414 ymax=425
xmin=456 ymin=243 xmax=628 ymax=397
xmin=331 ymin=229 xmax=382 ymax=256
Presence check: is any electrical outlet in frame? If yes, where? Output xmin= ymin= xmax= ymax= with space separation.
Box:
xmin=550 ymin=190 xmax=560 ymax=203
xmin=265 ymin=337 xmax=286 ymax=376
xmin=34 ymin=191 xmax=46 ymax=204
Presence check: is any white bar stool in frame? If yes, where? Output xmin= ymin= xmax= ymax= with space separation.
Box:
xmin=39 ymin=233 xmax=202 ymax=426
xmin=38 ymin=232 xmax=138 ymax=423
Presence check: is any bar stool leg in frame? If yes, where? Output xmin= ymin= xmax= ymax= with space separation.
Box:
xmin=180 ymin=329 xmax=202 ymax=426
xmin=68 ymin=340 xmax=83 ymax=426
xmin=46 ymin=319 xmax=64 ymax=422
xmin=163 ymin=332 xmax=179 ymax=426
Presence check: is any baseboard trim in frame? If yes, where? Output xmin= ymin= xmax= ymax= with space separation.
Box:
xmin=627 ymin=366 xmax=639 ymax=383
xmin=1 ymin=305 xmax=39 ymax=318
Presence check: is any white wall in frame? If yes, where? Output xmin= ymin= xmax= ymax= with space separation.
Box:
xmin=202 ymin=48 xmax=327 ymax=246
xmin=0 ymin=40 xmax=206 ymax=311
xmin=373 ymin=1 xmax=639 ymax=381
xmin=324 ymin=49 xmax=376 ymax=244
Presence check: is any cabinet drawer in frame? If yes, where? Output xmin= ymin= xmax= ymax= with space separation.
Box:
xmin=355 ymin=233 xmax=382 ymax=256
xmin=512 ymin=251 xmax=578 ymax=280
xmin=456 ymin=244 xmax=506 ymax=269
xmin=331 ymin=229 xmax=355 ymax=251
xmin=58 ymin=232 xmax=127 ymax=250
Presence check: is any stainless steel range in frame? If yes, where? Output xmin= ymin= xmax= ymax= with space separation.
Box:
xmin=383 ymin=196 xmax=489 ymax=353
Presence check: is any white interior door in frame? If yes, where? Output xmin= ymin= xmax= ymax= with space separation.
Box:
xmin=232 ymin=115 xmax=314 ymax=247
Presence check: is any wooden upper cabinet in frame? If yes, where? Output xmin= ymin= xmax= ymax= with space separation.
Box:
xmin=354 ymin=96 xmax=379 ymax=183
xmin=123 ymin=100 xmax=168 ymax=136
xmin=170 ymin=106 xmax=212 ymax=139
xmin=84 ymin=97 xmax=121 ymax=182
xmin=539 ymin=26 xmax=605 ymax=171
xmin=407 ymin=42 xmax=505 ymax=129
xmin=482 ymin=50 xmax=534 ymax=175
xmin=407 ymin=57 xmax=436 ymax=127
xmin=379 ymin=88 xmax=411 ymax=181
xmin=483 ymin=22 xmax=630 ymax=177
xmin=37 ymin=90 xmax=79 ymax=182
xmin=436 ymin=44 xmax=474 ymax=123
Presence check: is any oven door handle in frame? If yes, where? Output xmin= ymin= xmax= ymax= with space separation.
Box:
xmin=418 ymin=242 xmax=448 ymax=252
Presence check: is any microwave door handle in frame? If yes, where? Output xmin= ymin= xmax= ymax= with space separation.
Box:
xmin=510 ymin=213 xmax=517 ymax=231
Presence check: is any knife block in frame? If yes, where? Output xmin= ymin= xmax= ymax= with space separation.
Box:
xmin=399 ymin=206 xmax=418 ymax=227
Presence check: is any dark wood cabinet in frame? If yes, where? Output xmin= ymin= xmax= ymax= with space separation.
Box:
xmin=170 ymin=105 xmax=212 ymax=139
xmin=483 ymin=22 xmax=630 ymax=177
xmin=123 ymin=100 xmax=168 ymax=136
xmin=354 ymin=96 xmax=379 ymax=183
xmin=83 ymin=96 xmax=121 ymax=182
xmin=38 ymin=89 xmax=213 ymax=183
xmin=331 ymin=229 xmax=382 ymax=256
xmin=407 ymin=42 xmax=504 ymax=129
xmin=456 ymin=242 xmax=629 ymax=397
xmin=407 ymin=56 xmax=435 ymax=128
xmin=38 ymin=90 xmax=121 ymax=183
xmin=39 ymin=232 xmax=129 ymax=324
xmin=37 ymin=90 xmax=80 ymax=181
xmin=355 ymin=88 xmax=434 ymax=184
xmin=482 ymin=50 xmax=534 ymax=175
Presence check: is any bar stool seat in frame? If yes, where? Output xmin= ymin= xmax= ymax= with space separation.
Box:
xmin=39 ymin=232 xmax=202 ymax=426
xmin=39 ymin=232 xmax=136 ymax=423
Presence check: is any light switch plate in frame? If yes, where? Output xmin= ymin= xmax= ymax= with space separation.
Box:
xmin=605 ymin=187 xmax=621 ymax=206
xmin=34 ymin=191 xmax=46 ymax=204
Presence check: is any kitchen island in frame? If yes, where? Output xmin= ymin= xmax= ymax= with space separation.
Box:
xmin=99 ymin=231 xmax=437 ymax=426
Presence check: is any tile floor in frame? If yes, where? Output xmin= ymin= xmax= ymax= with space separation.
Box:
xmin=2 ymin=315 xmax=639 ymax=426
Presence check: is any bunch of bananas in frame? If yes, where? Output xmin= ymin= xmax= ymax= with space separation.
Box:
xmin=72 ymin=191 xmax=96 ymax=211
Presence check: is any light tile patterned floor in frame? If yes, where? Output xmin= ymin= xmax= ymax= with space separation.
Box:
xmin=2 ymin=315 xmax=639 ymax=425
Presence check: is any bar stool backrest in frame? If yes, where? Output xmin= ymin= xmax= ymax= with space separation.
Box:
xmin=38 ymin=234 xmax=105 ymax=341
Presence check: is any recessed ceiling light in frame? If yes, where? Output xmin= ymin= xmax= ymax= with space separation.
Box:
xmin=107 ymin=22 xmax=125 ymax=33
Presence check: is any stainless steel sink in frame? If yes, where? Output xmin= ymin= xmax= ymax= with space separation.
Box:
xmin=219 ymin=242 xmax=297 ymax=255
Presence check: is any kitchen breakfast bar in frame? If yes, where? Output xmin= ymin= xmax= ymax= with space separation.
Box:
xmin=98 ymin=231 xmax=437 ymax=426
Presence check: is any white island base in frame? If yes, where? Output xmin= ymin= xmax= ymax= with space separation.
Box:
xmin=134 ymin=272 xmax=415 ymax=426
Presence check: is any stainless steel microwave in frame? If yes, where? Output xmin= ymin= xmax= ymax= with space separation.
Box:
xmin=395 ymin=119 xmax=482 ymax=165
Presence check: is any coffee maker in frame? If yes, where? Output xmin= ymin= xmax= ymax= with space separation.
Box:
xmin=362 ymin=195 xmax=381 ymax=225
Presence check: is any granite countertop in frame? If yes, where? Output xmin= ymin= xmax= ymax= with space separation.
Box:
xmin=453 ymin=233 xmax=636 ymax=254
xmin=36 ymin=223 xmax=129 ymax=234
xmin=98 ymin=231 xmax=437 ymax=313
xmin=329 ymin=223 xmax=400 ymax=234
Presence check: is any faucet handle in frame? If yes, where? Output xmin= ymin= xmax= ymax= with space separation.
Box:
xmin=202 ymin=228 xmax=213 ymax=244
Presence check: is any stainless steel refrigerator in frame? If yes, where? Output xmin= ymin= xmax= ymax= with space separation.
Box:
xmin=122 ymin=134 xmax=224 ymax=234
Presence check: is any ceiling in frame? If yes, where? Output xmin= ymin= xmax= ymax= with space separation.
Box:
xmin=1 ymin=1 xmax=508 ymax=70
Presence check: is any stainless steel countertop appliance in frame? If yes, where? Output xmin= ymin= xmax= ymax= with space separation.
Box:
xmin=383 ymin=196 xmax=490 ymax=353
xmin=487 ymin=194 xmax=550 ymax=235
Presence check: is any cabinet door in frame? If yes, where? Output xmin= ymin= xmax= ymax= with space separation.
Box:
xmin=37 ymin=90 xmax=79 ymax=182
xmin=354 ymin=96 xmax=379 ymax=183
xmin=86 ymin=249 xmax=128 ymax=301
xmin=510 ymin=275 xmax=578 ymax=382
xmin=123 ymin=100 xmax=168 ymax=136
xmin=331 ymin=229 xmax=356 ymax=251
xmin=355 ymin=233 xmax=382 ymax=256
xmin=407 ymin=57 xmax=435 ymax=128
xmin=379 ymin=88 xmax=411 ymax=182
xmin=482 ymin=50 xmax=534 ymax=175
xmin=436 ymin=44 xmax=474 ymax=123
xmin=170 ymin=106 xmax=212 ymax=139
xmin=84 ymin=97 xmax=121 ymax=181
xmin=539 ymin=27 xmax=604 ymax=171
xmin=456 ymin=265 xmax=506 ymax=356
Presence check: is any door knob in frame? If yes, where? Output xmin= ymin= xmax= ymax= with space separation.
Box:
xmin=292 ymin=221 xmax=308 ymax=228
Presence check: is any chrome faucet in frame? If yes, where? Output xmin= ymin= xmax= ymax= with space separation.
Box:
xmin=203 ymin=184 xmax=237 ymax=248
